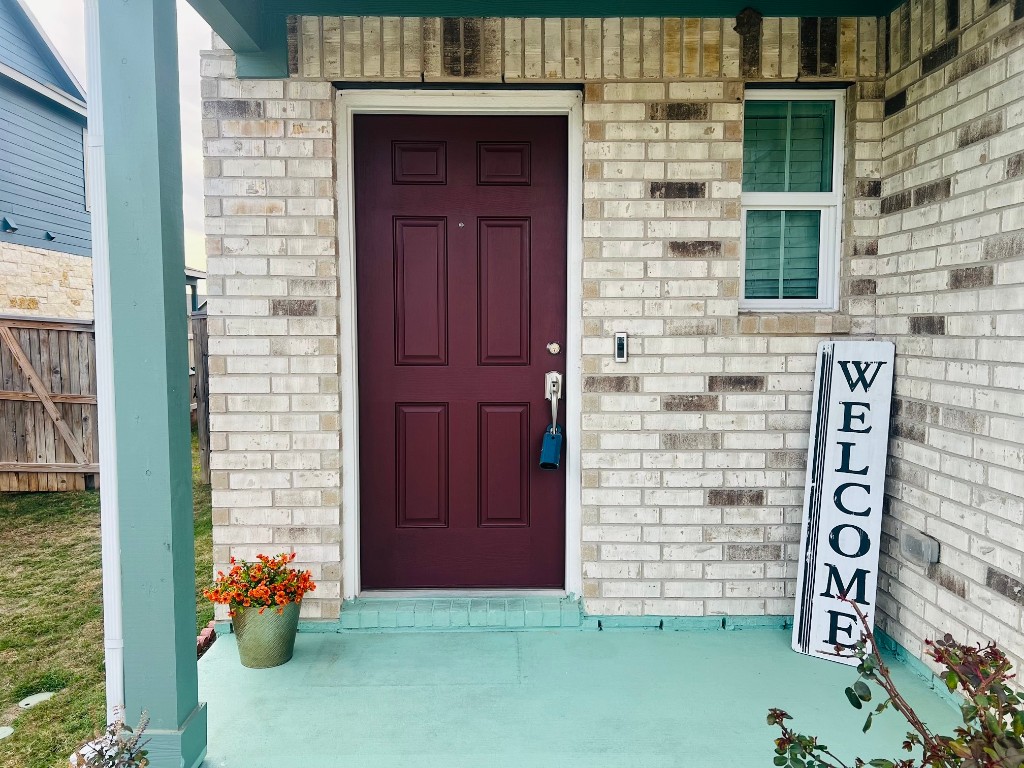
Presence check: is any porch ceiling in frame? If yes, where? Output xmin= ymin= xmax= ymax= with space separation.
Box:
xmin=187 ymin=0 xmax=899 ymax=77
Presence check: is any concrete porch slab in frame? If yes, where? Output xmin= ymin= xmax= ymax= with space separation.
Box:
xmin=198 ymin=628 xmax=959 ymax=768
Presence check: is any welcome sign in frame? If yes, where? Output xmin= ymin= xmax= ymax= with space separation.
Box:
xmin=793 ymin=340 xmax=896 ymax=665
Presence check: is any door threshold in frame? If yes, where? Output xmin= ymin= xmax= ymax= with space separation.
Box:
xmin=358 ymin=589 xmax=568 ymax=600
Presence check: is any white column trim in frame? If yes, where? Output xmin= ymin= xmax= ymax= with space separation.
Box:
xmin=84 ymin=0 xmax=124 ymax=723
xmin=334 ymin=88 xmax=585 ymax=599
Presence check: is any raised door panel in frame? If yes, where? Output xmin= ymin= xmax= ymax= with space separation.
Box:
xmin=478 ymin=404 xmax=530 ymax=527
xmin=478 ymin=218 xmax=530 ymax=365
xmin=396 ymin=403 xmax=448 ymax=528
xmin=394 ymin=217 xmax=447 ymax=365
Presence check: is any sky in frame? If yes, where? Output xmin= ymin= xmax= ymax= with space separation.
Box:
xmin=25 ymin=0 xmax=211 ymax=270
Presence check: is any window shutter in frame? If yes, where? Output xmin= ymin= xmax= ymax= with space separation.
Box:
xmin=744 ymin=210 xmax=821 ymax=300
xmin=743 ymin=101 xmax=834 ymax=194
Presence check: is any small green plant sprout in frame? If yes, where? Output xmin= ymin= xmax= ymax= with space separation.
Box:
xmin=768 ymin=600 xmax=1024 ymax=768
xmin=70 ymin=709 xmax=150 ymax=768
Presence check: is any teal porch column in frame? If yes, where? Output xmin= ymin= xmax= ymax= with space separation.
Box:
xmin=95 ymin=0 xmax=206 ymax=765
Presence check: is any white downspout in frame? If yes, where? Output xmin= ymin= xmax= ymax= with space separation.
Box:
xmin=84 ymin=0 xmax=123 ymax=724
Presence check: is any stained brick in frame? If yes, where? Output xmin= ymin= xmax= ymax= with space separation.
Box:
xmin=853 ymin=240 xmax=879 ymax=256
xmin=819 ymin=16 xmax=838 ymax=76
xmin=662 ymin=432 xmax=722 ymax=450
xmin=663 ymin=394 xmax=719 ymax=411
xmin=912 ymin=177 xmax=952 ymax=206
xmin=650 ymin=182 xmax=707 ymax=199
xmin=1008 ymin=152 xmax=1024 ymax=179
xmin=983 ymin=232 xmax=1024 ymax=260
xmin=270 ymin=299 xmax=318 ymax=316
xmin=203 ymin=100 xmax=264 ymax=119
xmin=881 ymin=190 xmax=912 ymax=214
xmin=767 ymin=451 xmax=805 ymax=469
xmin=946 ymin=0 xmax=960 ymax=29
xmin=884 ymin=90 xmax=907 ymax=117
xmin=921 ymin=37 xmax=959 ymax=74
xmin=799 ymin=17 xmax=819 ymax=75
xmin=726 ymin=544 xmax=782 ymax=560
xmin=949 ymin=265 xmax=994 ymax=289
xmin=987 ymin=568 xmax=1024 ymax=606
xmin=708 ymin=375 xmax=765 ymax=392
xmin=859 ymin=81 xmax=885 ymax=100
xmin=287 ymin=16 xmax=299 ymax=75
xmin=708 ymin=489 xmax=765 ymax=506
xmin=442 ymin=17 xmax=462 ymax=76
xmin=667 ymin=240 xmax=721 ymax=257
xmin=909 ymin=315 xmax=946 ymax=335
xmin=462 ymin=18 xmax=482 ymax=76
xmin=584 ymin=375 xmax=640 ymax=393
xmin=940 ymin=407 xmax=986 ymax=434
xmin=736 ymin=8 xmax=763 ymax=77
xmin=893 ymin=420 xmax=927 ymax=442
xmin=856 ymin=180 xmax=882 ymax=198
xmin=850 ymin=278 xmax=877 ymax=295
xmin=947 ymin=47 xmax=989 ymax=82
xmin=665 ymin=319 xmax=720 ymax=335
xmin=957 ymin=114 xmax=1003 ymax=148
xmin=892 ymin=398 xmax=929 ymax=422
xmin=928 ymin=564 xmax=966 ymax=598
xmin=648 ymin=102 xmax=710 ymax=120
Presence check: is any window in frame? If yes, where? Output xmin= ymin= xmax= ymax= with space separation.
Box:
xmin=740 ymin=90 xmax=845 ymax=311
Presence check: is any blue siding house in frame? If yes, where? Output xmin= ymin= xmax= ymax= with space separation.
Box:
xmin=0 ymin=0 xmax=91 ymax=318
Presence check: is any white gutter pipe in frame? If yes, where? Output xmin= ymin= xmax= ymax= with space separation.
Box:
xmin=84 ymin=0 xmax=124 ymax=724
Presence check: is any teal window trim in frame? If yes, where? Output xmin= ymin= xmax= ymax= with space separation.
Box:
xmin=740 ymin=89 xmax=845 ymax=311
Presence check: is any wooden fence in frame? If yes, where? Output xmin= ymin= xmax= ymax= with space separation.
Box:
xmin=191 ymin=313 xmax=210 ymax=484
xmin=0 ymin=316 xmax=99 ymax=491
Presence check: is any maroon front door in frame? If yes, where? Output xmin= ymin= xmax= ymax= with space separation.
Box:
xmin=355 ymin=114 xmax=568 ymax=589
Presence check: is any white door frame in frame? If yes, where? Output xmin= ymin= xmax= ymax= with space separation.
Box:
xmin=335 ymin=89 xmax=584 ymax=600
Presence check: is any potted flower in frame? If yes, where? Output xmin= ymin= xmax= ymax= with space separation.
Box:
xmin=204 ymin=553 xmax=315 ymax=668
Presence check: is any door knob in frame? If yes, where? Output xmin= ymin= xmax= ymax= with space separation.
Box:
xmin=546 ymin=342 xmax=561 ymax=355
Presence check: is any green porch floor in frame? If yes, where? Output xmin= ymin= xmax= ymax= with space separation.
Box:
xmin=198 ymin=628 xmax=958 ymax=768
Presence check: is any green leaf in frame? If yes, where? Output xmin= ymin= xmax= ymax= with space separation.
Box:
xmin=774 ymin=757 xmax=788 ymax=766
xmin=845 ymin=687 xmax=864 ymax=709
xmin=854 ymin=680 xmax=872 ymax=702
xmin=863 ymin=714 xmax=873 ymax=733
xmin=944 ymin=670 xmax=959 ymax=692
xmin=868 ymin=761 xmax=894 ymax=768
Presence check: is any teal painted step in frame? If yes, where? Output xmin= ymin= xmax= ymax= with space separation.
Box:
xmin=339 ymin=597 xmax=582 ymax=631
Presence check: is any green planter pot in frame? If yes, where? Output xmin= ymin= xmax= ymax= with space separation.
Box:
xmin=232 ymin=602 xmax=300 ymax=669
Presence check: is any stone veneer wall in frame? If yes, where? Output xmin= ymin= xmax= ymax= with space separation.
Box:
xmin=201 ymin=0 xmax=1023 ymax=667
xmin=0 ymin=242 xmax=93 ymax=320
xmin=877 ymin=0 xmax=1024 ymax=672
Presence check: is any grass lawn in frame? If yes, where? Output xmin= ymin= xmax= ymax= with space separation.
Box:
xmin=0 ymin=432 xmax=213 ymax=768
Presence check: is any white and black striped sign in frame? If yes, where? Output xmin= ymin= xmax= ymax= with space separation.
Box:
xmin=793 ymin=340 xmax=895 ymax=665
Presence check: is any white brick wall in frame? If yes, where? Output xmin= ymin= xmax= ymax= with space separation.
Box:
xmin=877 ymin=0 xmax=1024 ymax=674
xmin=202 ymin=2 xmax=1023 ymax=665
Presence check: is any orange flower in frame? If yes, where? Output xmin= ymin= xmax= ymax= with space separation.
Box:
xmin=204 ymin=552 xmax=316 ymax=613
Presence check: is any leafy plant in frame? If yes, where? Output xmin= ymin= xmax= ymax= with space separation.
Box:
xmin=70 ymin=711 xmax=149 ymax=768
xmin=768 ymin=601 xmax=1024 ymax=768
xmin=203 ymin=552 xmax=315 ymax=618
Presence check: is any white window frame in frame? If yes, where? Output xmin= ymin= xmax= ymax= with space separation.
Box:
xmin=739 ymin=89 xmax=846 ymax=312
